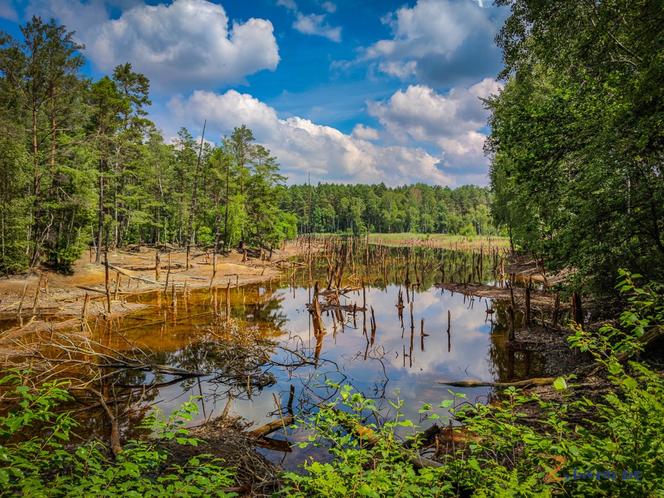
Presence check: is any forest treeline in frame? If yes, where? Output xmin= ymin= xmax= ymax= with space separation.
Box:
xmin=0 ymin=17 xmax=299 ymax=274
xmin=488 ymin=0 xmax=664 ymax=295
xmin=0 ymin=16 xmax=499 ymax=276
xmin=281 ymin=184 xmax=497 ymax=236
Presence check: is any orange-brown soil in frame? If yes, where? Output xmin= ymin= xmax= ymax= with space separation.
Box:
xmin=0 ymin=243 xmax=305 ymax=352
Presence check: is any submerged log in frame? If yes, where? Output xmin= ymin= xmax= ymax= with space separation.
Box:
xmin=248 ymin=415 xmax=295 ymax=438
xmin=255 ymin=436 xmax=292 ymax=452
xmin=436 ymin=377 xmax=556 ymax=388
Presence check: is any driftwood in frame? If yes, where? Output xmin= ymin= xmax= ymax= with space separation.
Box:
xmin=248 ymin=415 xmax=295 ymax=438
xmin=436 ymin=377 xmax=556 ymax=388
xmin=255 ymin=436 xmax=292 ymax=452
xmin=108 ymin=264 xmax=159 ymax=285
xmin=76 ymin=285 xmax=107 ymax=294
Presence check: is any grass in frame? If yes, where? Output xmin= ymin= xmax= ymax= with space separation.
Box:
xmin=367 ymin=233 xmax=510 ymax=251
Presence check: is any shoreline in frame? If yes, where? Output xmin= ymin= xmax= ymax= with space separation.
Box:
xmin=0 ymin=242 xmax=306 ymax=351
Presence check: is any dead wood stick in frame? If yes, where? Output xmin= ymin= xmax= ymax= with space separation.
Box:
xmin=108 ymin=264 xmax=158 ymax=285
xmin=249 ymin=414 xmax=295 ymax=438
xmin=155 ymin=250 xmax=161 ymax=281
xmin=104 ymin=249 xmax=111 ymax=313
xmin=255 ymin=436 xmax=292 ymax=452
xmin=81 ymin=293 xmax=90 ymax=332
xmin=436 ymin=377 xmax=556 ymax=388
xmin=17 ymin=280 xmax=29 ymax=318
xmin=114 ymin=271 xmax=121 ymax=300
xmin=75 ymin=285 xmax=108 ymax=294
xmin=273 ymin=393 xmax=289 ymax=435
xmin=98 ymin=393 xmax=122 ymax=456
xmin=32 ymin=274 xmax=43 ymax=315
xmin=164 ymin=253 xmax=172 ymax=292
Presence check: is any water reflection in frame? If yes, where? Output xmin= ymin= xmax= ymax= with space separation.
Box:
xmin=36 ymin=246 xmax=553 ymax=470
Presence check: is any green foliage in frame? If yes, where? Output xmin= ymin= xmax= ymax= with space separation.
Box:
xmin=488 ymin=0 xmax=664 ymax=295
xmin=569 ymin=270 xmax=664 ymax=362
xmin=0 ymin=123 xmax=31 ymax=273
xmin=281 ymin=183 xmax=500 ymax=236
xmin=281 ymin=385 xmax=452 ymax=497
xmin=0 ymin=373 xmax=236 ymax=497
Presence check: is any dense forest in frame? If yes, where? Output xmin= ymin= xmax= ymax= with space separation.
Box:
xmin=487 ymin=0 xmax=664 ymax=296
xmin=0 ymin=17 xmax=299 ymax=274
xmin=281 ymin=184 xmax=497 ymax=236
xmin=0 ymin=17 xmax=498 ymax=276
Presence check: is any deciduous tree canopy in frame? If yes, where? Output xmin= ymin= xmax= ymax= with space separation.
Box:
xmin=488 ymin=0 xmax=664 ymax=295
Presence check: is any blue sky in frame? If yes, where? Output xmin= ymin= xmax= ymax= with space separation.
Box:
xmin=0 ymin=0 xmax=508 ymax=186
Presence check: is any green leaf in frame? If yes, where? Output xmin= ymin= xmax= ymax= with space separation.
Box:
xmin=553 ymin=377 xmax=567 ymax=391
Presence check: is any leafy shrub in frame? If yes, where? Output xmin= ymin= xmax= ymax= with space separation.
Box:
xmin=0 ymin=374 xmax=236 ymax=497
xmin=281 ymin=386 xmax=452 ymax=497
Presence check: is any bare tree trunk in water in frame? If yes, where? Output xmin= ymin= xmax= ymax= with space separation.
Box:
xmin=96 ymin=160 xmax=104 ymax=264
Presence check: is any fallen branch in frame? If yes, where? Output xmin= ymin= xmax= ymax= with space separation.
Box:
xmin=248 ymin=415 xmax=295 ymax=438
xmin=436 ymin=377 xmax=556 ymax=388
xmin=108 ymin=265 xmax=158 ymax=285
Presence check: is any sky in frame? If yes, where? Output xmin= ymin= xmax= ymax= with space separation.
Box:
xmin=0 ymin=0 xmax=509 ymax=186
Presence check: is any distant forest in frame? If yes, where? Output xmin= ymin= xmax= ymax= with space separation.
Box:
xmin=0 ymin=17 xmax=496 ymax=275
xmin=281 ymin=184 xmax=496 ymax=236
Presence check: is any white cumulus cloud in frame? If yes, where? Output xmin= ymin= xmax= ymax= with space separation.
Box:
xmin=92 ymin=0 xmax=279 ymax=90
xmin=276 ymin=0 xmax=341 ymax=42
xmin=368 ymin=78 xmax=502 ymax=174
xmin=168 ymin=90 xmax=450 ymax=186
xmin=293 ymin=12 xmax=341 ymax=41
xmin=28 ymin=0 xmax=279 ymax=91
xmin=364 ymin=0 xmax=503 ymax=86
xmin=351 ymin=124 xmax=379 ymax=141
xmin=276 ymin=0 xmax=297 ymax=11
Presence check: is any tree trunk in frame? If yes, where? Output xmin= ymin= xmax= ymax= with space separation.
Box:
xmin=96 ymin=159 xmax=104 ymax=264
xmin=186 ymin=121 xmax=206 ymax=269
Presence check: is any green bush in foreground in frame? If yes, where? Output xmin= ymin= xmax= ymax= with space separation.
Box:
xmin=0 ymin=376 xmax=235 ymax=497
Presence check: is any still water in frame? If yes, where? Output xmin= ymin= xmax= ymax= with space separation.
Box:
xmin=85 ymin=246 xmax=547 ymax=469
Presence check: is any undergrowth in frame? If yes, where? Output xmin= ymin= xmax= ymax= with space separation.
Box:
xmin=0 ymin=378 xmax=235 ymax=497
